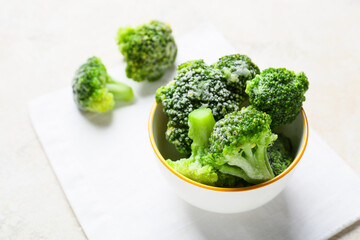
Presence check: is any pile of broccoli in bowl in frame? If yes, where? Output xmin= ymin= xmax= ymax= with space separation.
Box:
xmin=155 ymin=54 xmax=309 ymax=188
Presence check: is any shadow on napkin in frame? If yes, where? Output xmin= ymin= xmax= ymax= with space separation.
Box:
xmin=78 ymin=99 xmax=136 ymax=127
xmin=180 ymin=192 xmax=294 ymax=240
xmin=137 ymin=64 xmax=177 ymax=97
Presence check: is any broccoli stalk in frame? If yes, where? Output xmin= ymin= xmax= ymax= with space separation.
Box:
xmin=105 ymin=80 xmax=134 ymax=102
xmin=188 ymin=108 xmax=215 ymax=155
xmin=72 ymin=56 xmax=134 ymax=113
xmin=166 ymin=108 xmax=218 ymax=186
xmin=218 ymin=133 xmax=276 ymax=184
xmin=210 ymin=106 xmax=277 ymax=184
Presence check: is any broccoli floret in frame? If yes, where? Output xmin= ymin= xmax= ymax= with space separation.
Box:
xmin=245 ymin=68 xmax=309 ymax=128
xmin=267 ymin=134 xmax=294 ymax=176
xmin=116 ymin=20 xmax=177 ymax=82
xmin=209 ymin=106 xmax=277 ymax=184
xmin=166 ymin=108 xmax=217 ymax=185
xmin=72 ymin=56 xmax=134 ymax=113
xmin=212 ymin=54 xmax=260 ymax=97
xmin=167 ymin=108 xmax=242 ymax=187
xmin=156 ymin=55 xmax=259 ymax=154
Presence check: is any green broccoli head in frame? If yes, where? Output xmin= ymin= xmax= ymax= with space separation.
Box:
xmin=166 ymin=108 xmax=242 ymax=187
xmin=212 ymin=54 xmax=260 ymax=94
xmin=267 ymin=134 xmax=294 ymax=176
xmin=156 ymin=56 xmax=258 ymax=154
xmin=116 ymin=20 xmax=177 ymax=82
xmin=209 ymin=106 xmax=277 ymax=184
xmin=246 ymin=68 xmax=309 ymax=128
xmin=72 ymin=56 xmax=134 ymax=113
xmin=167 ymin=156 xmax=218 ymax=186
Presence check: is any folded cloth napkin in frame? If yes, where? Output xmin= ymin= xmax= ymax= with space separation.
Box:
xmin=29 ymin=24 xmax=360 ymax=240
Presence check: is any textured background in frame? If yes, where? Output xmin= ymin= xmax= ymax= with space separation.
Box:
xmin=1 ymin=0 xmax=359 ymax=239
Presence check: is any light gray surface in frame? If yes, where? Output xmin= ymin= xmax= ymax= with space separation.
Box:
xmin=1 ymin=0 xmax=360 ymax=239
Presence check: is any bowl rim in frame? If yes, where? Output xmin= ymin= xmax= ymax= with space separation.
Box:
xmin=148 ymin=102 xmax=309 ymax=192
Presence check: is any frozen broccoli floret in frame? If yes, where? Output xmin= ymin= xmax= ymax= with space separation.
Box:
xmin=116 ymin=20 xmax=177 ymax=82
xmin=209 ymin=106 xmax=277 ymax=184
xmin=167 ymin=108 xmax=242 ymax=187
xmin=267 ymin=134 xmax=294 ymax=176
xmin=72 ymin=56 xmax=134 ymax=113
xmin=212 ymin=54 xmax=260 ymax=99
xmin=246 ymin=68 xmax=309 ymax=128
xmin=156 ymin=55 xmax=259 ymax=154
xmin=167 ymin=108 xmax=218 ymax=185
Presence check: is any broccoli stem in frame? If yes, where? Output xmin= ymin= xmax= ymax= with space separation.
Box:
xmin=222 ymin=143 xmax=274 ymax=184
xmin=240 ymin=145 xmax=274 ymax=182
xmin=165 ymin=108 xmax=219 ymax=186
xmin=254 ymin=145 xmax=274 ymax=180
xmin=219 ymin=164 xmax=253 ymax=183
xmin=188 ymin=108 xmax=215 ymax=155
xmin=106 ymin=81 xmax=134 ymax=102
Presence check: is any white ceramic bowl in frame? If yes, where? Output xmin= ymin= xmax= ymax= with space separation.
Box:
xmin=148 ymin=103 xmax=309 ymax=213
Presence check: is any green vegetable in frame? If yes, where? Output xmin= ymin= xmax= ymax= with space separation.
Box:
xmin=72 ymin=56 xmax=134 ymax=113
xmin=166 ymin=108 xmax=242 ymax=187
xmin=212 ymin=54 xmax=260 ymax=100
xmin=245 ymin=68 xmax=309 ymax=128
xmin=156 ymin=55 xmax=259 ymax=154
xmin=116 ymin=20 xmax=177 ymax=82
xmin=209 ymin=106 xmax=277 ymax=184
xmin=268 ymin=134 xmax=294 ymax=176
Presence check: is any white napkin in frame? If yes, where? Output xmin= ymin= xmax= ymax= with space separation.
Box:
xmin=28 ymin=24 xmax=360 ymax=240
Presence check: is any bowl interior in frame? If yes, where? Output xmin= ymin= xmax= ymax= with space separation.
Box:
xmin=152 ymin=103 xmax=306 ymax=162
xmin=152 ymin=104 xmax=187 ymax=161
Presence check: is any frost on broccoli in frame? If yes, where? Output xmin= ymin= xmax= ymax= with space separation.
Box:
xmin=267 ymin=134 xmax=294 ymax=176
xmin=156 ymin=55 xmax=259 ymax=154
xmin=166 ymin=108 xmax=242 ymax=187
xmin=72 ymin=56 xmax=134 ymax=113
xmin=212 ymin=54 xmax=260 ymax=100
xmin=116 ymin=20 xmax=177 ymax=82
xmin=246 ymin=68 xmax=309 ymax=128
xmin=209 ymin=106 xmax=277 ymax=184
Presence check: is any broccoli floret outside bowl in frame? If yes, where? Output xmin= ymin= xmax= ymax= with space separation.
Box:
xmin=148 ymin=102 xmax=309 ymax=213
xmin=72 ymin=56 xmax=134 ymax=113
xmin=116 ymin=20 xmax=177 ymax=82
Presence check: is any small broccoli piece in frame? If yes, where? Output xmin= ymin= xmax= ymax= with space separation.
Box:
xmin=212 ymin=54 xmax=260 ymax=100
xmin=156 ymin=56 xmax=259 ymax=154
xmin=116 ymin=20 xmax=177 ymax=82
xmin=209 ymin=106 xmax=277 ymax=184
xmin=245 ymin=68 xmax=309 ymax=128
xmin=72 ymin=56 xmax=134 ymax=113
xmin=167 ymin=108 xmax=242 ymax=187
xmin=267 ymin=134 xmax=294 ymax=176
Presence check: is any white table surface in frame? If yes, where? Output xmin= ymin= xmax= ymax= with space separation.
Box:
xmin=1 ymin=0 xmax=360 ymax=239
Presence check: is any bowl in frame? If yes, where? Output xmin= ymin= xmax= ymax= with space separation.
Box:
xmin=148 ymin=102 xmax=309 ymax=213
